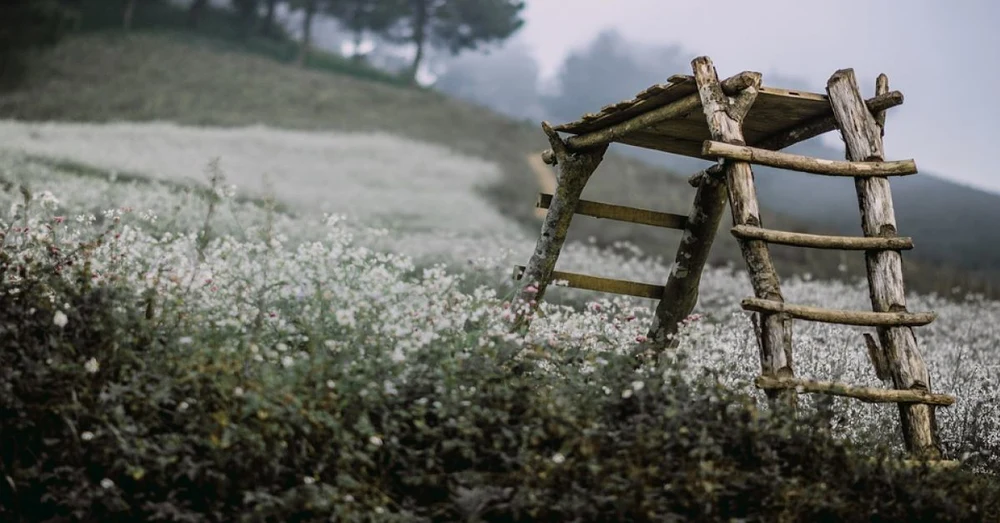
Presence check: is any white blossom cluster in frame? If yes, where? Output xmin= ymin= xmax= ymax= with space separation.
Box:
xmin=0 ymin=124 xmax=996 ymax=468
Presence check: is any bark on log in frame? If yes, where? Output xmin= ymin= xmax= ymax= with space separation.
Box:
xmin=827 ymin=68 xmax=943 ymax=459
xmin=692 ymin=56 xmax=796 ymax=404
xmin=742 ymin=298 xmax=935 ymax=327
xmin=754 ymin=90 xmax=903 ymax=151
xmin=702 ymin=141 xmax=918 ymax=177
xmin=646 ymin=163 xmax=729 ymax=350
xmin=511 ymin=122 xmax=609 ymax=330
xmin=731 ymin=225 xmax=914 ymax=250
xmin=755 ymin=376 xmax=955 ymax=406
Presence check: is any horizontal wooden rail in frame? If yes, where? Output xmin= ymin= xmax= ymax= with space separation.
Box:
xmin=731 ymin=225 xmax=914 ymax=250
xmin=513 ymin=265 xmax=664 ymax=300
xmin=755 ymin=376 xmax=955 ymax=406
xmin=702 ymin=141 xmax=918 ymax=177
xmin=536 ymin=193 xmax=688 ymax=230
xmin=741 ymin=298 xmax=936 ymax=327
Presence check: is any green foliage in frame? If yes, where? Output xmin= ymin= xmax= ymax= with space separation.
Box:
xmin=0 ymin=0 xmax=78 ymax=86
xmin=1 ymin=247 xmax=997 ymax=521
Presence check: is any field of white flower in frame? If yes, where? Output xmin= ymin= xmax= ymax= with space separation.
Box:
xmin=0 ymin=121 xmax=997 ymax=471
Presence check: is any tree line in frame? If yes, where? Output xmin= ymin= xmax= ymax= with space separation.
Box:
xmin=19 ymin=0 xmax=523 ymax=84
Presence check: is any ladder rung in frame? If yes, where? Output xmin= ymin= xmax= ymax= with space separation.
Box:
xmin=731 ymin=225 xmax=914 ymax=250
xmin=755 ymin=376 xmax=955 ymax=406
xmin=702 ymin=140 xmax=918 ymax=177
xmin=742 ymin=298 xmax=935 ymax=327
xmin=513 ymin=265 xmax=664 ymax=299
xmin=536 ymin=193 xmax=687 ymax=230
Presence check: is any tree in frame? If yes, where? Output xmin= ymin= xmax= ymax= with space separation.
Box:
xmin=0 ymin=0 xmax=78 ymax=86
xmin=187 ymin=0 xmax=208 ymax=28
xmin=231 ymin=0 xmax=262 ymax=37
xmin=261 ymin=0 xmax=282 ymax=38
xmin=290 ymin=0 xmax=325 ymax=66
xmin=387 ymin=0 xmax=526 ymax=84
xmin=324 ymin=0 xmax=402 ymax=62
xmin=123 ymin=0 xmax=136 ymax=31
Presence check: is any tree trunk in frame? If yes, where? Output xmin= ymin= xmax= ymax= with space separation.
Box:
xmin=262 ymin=0 xmax=278 ymax=37
xmin=407 ymin=0 xmax=428 ymax=84
xmin=296 ymin=0 xmax=317 ymax=67
xmin=188 ymin=0 xmax=208 ymax=28
xmin=123 ymin=0 xmax=136 ymax=31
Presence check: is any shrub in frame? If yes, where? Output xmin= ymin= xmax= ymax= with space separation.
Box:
xmin=1 ymin=251 xmax=998 ymax=522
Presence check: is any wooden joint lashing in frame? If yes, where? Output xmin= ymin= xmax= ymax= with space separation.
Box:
xmin=687 ymin=164 xmax=725 ymax=187
xmin=754 ymin=376 xmax=955 ymax=406
xmin=731 ymin=225 xmax=914 ymax=250
xmin=536 ymin=193 xmax=688 ymax=230
xmin=513 ymin=265 xmax=664 ymax=300
xmin=741 ymin=297 xmax=936 ymax=327
xmin=702 ymin=141 xmax=918 ymax=177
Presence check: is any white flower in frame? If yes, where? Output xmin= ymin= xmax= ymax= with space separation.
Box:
xmin=81 ymin=431 xmax=95 ymax=441
xmin=551 ymin=453 xmax=566 ymax=464
xmin=84 ymin=358 xmax=100 ymax=374
xmin=233 ymin=387 xmax=245 ymax=397
xmin=303 ymin=476 xmax=316 ymax=485
xmin=281 ymin=355 xmax=294 ymax=367
xmin=621 ymin=389 xmax=633 ymax=399
xmin=179 ymin=336 xmax=193 ymax=345
xmin=368 ymin=435 xmax=383 ymax=447
xmin=631 ymin=380 xmax=645 ymax=392
xmin=178 ymin=401 xmax=189 ymax=412
xmin=53 ymin=310 xmax=68 ymax=328
xmin=100 ymin=478 xmax=114 ymax=489
xmin=326 ymin=380 xmax=336 ymax=389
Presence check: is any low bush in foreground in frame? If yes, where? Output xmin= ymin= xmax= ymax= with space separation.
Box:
xmin=1 ymin=255 xmax=998 ymax=522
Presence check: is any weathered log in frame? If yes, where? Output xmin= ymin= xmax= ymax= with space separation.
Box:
xmin=864 ymin=332 xmax=891 ymax=381
xmin=702 ymin=141 xmax=918 ymax=177
xmin=741 ymin=297 xmax=935 ymax=327
xmin=512 ymin=265 xmax=664 ymax=300
xmin=755 ymin=376 xmax=955 ymax=406
xmin=731 ymin=225 xmax=914 ymax=250
xmin=512 ymin=122 xmax=608 ymax=330
xmin=646 ymin=162 xmax=729 ymax=350
xmin=827 ymin=68 xmax=943 ymax=459
xmin=535 ymin=194 xmax=688 ymax=229
xmin=692 ymin=56 xmax=796 ymax=404
xmin=754 ymin=90 xmax=903 ymax=151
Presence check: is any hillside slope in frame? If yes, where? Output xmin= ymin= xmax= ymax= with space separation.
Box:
xmin=0 ymin=31 xmax=991 ymax=298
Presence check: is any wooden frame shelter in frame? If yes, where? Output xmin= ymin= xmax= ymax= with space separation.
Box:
xmin=512 ymin=56 xmax=954 ymax=460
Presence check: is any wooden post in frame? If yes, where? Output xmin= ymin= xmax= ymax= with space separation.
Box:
xmin=512 ymin=122 xmax=609 ymax=330
xmin=826 ymin=69 xmax=943 ymax=459
xmin=646 ymin=165 xmax=727 ymax=350
xmin=691 ymin=57 xmax=796 ymax=405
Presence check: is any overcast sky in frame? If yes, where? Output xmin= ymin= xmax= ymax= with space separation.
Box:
xmin=516 ymin=0 xmax=1000 ymax=194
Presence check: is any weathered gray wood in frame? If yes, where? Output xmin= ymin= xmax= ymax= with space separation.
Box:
xmin=864 ymin=332 xmax=891 ymax=381
xmin=512 ymin=122 xmax=608 ymax=330
xmin=646 ymin=162 xmax=729 ymax=350
xmin=513 ymin=265 xmax=664 ymax=300
xmin=731 ymin=225 xmax=914 ymax=250
xmin=692 ymin=56 xmax=796 ymax=404
xmin=827 ymin=68 xmax=943 ymax=459
xmin=753 ymin=90 xmax=904 ymax=151
xmin=702 ymin=141 xmax=918 ymax=177
xmin=535 ymin=194 xmax=688 ymax=230
xmin=755 ymin=376 xmax=955 ymax=406
xmin=742 ymin=297 xmax=935 ymax=327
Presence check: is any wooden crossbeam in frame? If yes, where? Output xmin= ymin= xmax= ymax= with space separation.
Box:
xmin=702 ymin=141 xmax=918 ymax=177
xmin=742 ymin=298 xmax=935 ymax=327
xmin=731 ymin=225 xmax=914 ymax=250
xmin=536 ymin=193 xmax=688 ymax=230
xmin=755 ymin=376 xmax=955 ymax=406
xmin=513 ymin=265 xmax=664 ymax=300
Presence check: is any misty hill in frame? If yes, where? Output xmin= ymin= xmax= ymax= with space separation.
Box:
xmin=0 ymin=26 xmax=995 ymax=298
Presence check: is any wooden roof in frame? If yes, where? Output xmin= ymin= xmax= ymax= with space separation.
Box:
xmin=553 ymin=74 xmax=833 ymax=159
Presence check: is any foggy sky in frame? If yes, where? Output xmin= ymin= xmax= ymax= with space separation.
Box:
xmin=517 ymin=0 xmax=1000 ymax=194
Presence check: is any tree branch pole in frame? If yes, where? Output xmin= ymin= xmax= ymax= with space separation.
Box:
xmin=826 ymin=69 xmax=943 ymax=459
xmin=511 ymin=122 xmax=609 ymax=331
xmin=691 ymin=56 xmax=796 ymax=406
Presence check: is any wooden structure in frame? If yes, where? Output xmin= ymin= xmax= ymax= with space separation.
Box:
xmin=512 ymin=56 xmax=954 ymax=460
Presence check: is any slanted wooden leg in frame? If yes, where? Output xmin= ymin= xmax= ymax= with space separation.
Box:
xmin=691 ymin=57 xmax=797 ymax=407
xmin=827 ymin=69 xmax=942 ymax=459
xmin=511 ymin=122 xmax=608 ymax=331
